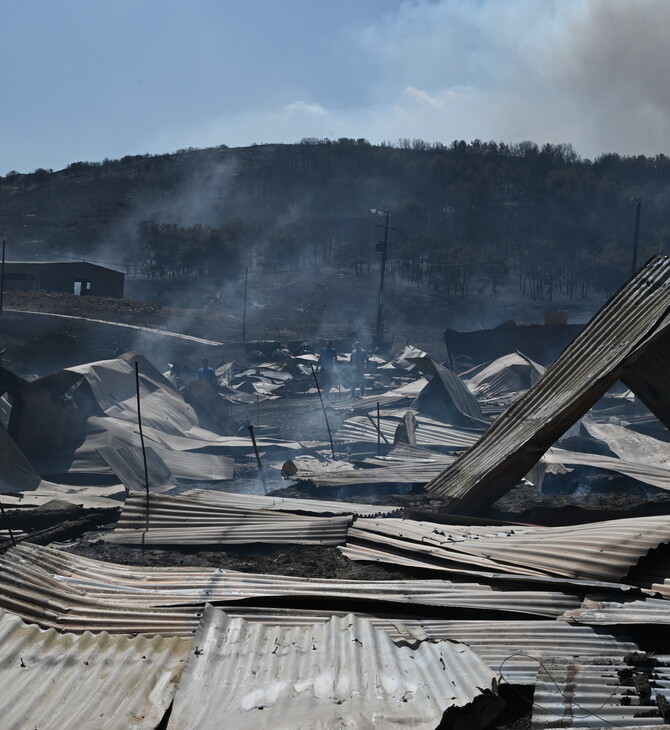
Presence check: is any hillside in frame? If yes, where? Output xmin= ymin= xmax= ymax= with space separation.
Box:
xmin=0 ymin=140 xmax=668 ymax=310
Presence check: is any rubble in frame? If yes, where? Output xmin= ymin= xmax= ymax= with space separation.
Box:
xmin=4 ymin=256 xmax=670 ymax=727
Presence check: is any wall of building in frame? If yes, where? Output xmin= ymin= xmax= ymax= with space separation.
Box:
xmin=2 ymin=262 xmax=124 ymax=298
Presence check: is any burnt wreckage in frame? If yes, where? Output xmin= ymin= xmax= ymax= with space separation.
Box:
xmin=2 ymin=258 xmax=670 ymax=726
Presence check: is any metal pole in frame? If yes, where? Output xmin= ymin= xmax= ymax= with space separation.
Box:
xmin=0 ymin=240 xmax=6 ymax=317
xmin=375 ymin=211 xmax=390 ymax=339
xmin=247 ymin=425 xmax=268 ymax=492
xmin=365 ymin=411 xmax=390 ymax=447
xmin=0 ymin=499 xmax=16 ymax=546
xmin=135 ymin=361 xmax=150 ymax=531
xmin=310 ymin=363 xmax=335 ymax=459
xmin=242 ymin=266 xmax=248 ymax=344
xmin=631 ymin=198 xmax=642 ymax=275
xmin=377 ymin=402 xmax=381 ymax=456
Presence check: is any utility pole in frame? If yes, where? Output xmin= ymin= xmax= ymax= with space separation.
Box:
xmin=0 ymin=240 xmax=5 ymax=317
xmin=631 ymin=197 xmax=642 ymax=276
xmin=242 ymin=266 xmax=248 ymax=344
xmin=373 ymin=210 xmax=391 ymax=341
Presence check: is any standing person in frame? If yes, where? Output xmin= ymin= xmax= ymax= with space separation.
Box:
xmin=166 ymin=362 xmax=183 ymax=388
xmin=317 ymin=340 xmax=338 ymax=398
xmin=197 ymin=358 xmax=217 ymax=388
xmin=349 ymin=341 xmax=369 ymax=397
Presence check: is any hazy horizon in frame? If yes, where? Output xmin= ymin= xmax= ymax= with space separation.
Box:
xmin=3 ymin=0 xmax=669 ymax=174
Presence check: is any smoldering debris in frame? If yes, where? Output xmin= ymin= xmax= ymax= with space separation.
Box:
xmin=5 ymin=258 xmax=670 ymax=728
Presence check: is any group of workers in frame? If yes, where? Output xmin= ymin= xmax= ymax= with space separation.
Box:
xmin=317 ymin=340 xmax=369 ymax=398
xmin=184 ymin=341 xmax=369 ymax=399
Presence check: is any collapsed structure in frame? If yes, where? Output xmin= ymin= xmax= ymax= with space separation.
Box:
xmin=2 ymin=257 xmax=670 ymax=726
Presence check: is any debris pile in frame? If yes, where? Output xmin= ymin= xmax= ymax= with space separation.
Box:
xmin=3 ymin=257 xmax=670 ymax=726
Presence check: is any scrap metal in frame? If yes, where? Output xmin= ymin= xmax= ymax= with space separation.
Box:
xmin=104 ymin=492 xmax=352 ymax=546
xmin=0 ymin=606 xmax=190 ymax=729
xmin=426 ymin=256 xmax=670 ymax=512
xmin=167 ymin=606 xmax=502 ymax=730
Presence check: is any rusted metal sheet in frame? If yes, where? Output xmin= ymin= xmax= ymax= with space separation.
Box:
xmin=343 ymin=514 xmax=670 ymax=582
xmin=104 ymin=492 xmax=351 ymax=546
xmin=426 ymin=256 xmax=670 ymax=512
xmin=530 ymin=655 xmax=670 ymax=728
xmin=0 ymin=607 xmax=190 ymax=729
xmin=167 ymin=606 xmax=502 ymax=730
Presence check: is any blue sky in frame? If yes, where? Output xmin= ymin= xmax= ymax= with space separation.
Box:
xmin=2 ymin=0 xmax=669 ymax=173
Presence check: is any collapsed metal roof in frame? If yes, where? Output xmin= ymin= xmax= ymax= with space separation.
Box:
xmin=425 ymin=255 xmax=670 ymax=512
xmin=0 ymin=543 xmax=582 ymax=635
xmin=530 ymin=655 xmax=670 ymax=728
xmin=336 ymin=410 xmax=480 ymax=450
xmin=167 ymin=606 xmax=501 ymax=730
xmin=104 ymin=492 xmax=352 ymax=546
xmin=342 ymin=514 xmax=670 ymax=581
xmin=179 ymin=487 xmax=403 ymax=518
xmin=561 ymin=596 xmax=670 ymax=625
xmin=0 ymin=607 xmax=189 ymax=729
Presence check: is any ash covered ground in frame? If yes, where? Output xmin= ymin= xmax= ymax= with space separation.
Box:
xmin=5 ymin=270 xmax=670 ymax=730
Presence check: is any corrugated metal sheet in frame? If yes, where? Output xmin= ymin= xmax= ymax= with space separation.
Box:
xmin=104 ymin=492 xmax=351 ymax=545
xmin=530 ymin=655 xmax=670 ymax=728
xmin=330 ymin=376 xmax=429 ymax=411
xmin=621 ymin=323 xmax=670 ymax=429
xmin=409 ymin=358 xmax=485 ymax=423
xmin=336 ymin=411 xmax=481 ymax=450
xmin=388 ymin=620 xmax=638 ymax=686
xmin=0 ymin=543 xmax=581 ymax=636
xmin=344 ymin=514 xmax=670 ymax=582
xmin=582 ymin=419 xmax=670 ymax=467
xmin=99 ymin=442 xmax=234 ymax=491
xmin=543 ymin=447 xmax=670 ymax=491
xmin=425 ymin=255 xmax=670 ymax=511
xmin=190 ymin=610 xmax=638 ymax=686
xmin=0 ymin=606 xmax=190 ymax=729
xmin=283 ymin=453 xmax=455 ymax=487
xmin=179 ymin=487 xmax=403 ymax=518
xmin=167 ymin=606 xmax=501 ymax=730
xmin=0 ymin=553 xmax=203 ymax=636
xmin=561 ymin=597 xmax=670 ymax=625
xmin=465 ymin=353 xmax=545 ymax=400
